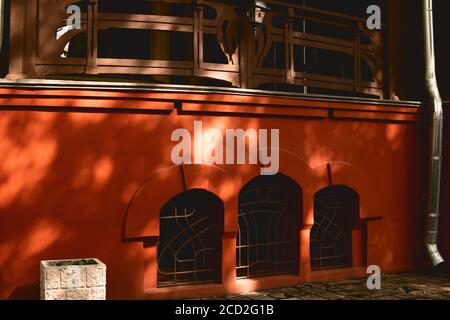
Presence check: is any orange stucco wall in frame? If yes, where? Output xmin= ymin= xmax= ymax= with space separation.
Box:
xmin=0 ymin=86 xmax=428 ymax=299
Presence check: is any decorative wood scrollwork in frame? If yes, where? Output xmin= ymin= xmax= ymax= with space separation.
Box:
xmin=11 ymin=0 xmax=386 ymax=98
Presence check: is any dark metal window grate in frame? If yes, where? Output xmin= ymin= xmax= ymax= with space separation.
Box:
xmin=236 ymin=174 xmax=301 ymax=279
xmin=310 ymin=186 xmax=358 ymax=271
xmin=157 ymin=189 xmax=223 ymax=287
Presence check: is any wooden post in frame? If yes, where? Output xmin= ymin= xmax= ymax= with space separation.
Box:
xmin=285 ymin=8 xmax=294 ymax=85
xmin=150 ymin=1 xmax=171 ymax=84
xmin=193 ymin=1 xmax=204 ymax=77
xmin=353 ymin=22 xmax=362 ymax=94
xmin=7 ymin=0 xmax=28 ymax=79
xmin=86 ymin=0 xmax=98 ymax=74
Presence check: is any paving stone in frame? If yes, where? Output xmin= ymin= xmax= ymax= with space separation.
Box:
xmin=252 ymin=295 xmax=277 ymax=300
xmin=268 ymin=293 xmax=289 ymax=299
xmin=201 ymin=273 xmax=450 ymax=300
xmin=376 ymin=296 xmax=402 ymax=300
xmin=224 ymin=295 xmax=251 ymax=300
xmin=317 ymin=292 xmax=346 ymax=299
xmin=279 ymin=287 xmax=300 ymax=294
xmin=244 ymin=292 xmax=266 ymax=296
xmin=297 ymin=295 xmax=327 ymax=300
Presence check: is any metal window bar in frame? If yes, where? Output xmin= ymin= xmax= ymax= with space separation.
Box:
xmin=310 ymin=187 xmax=356 ymax=271
xmin=157 ymin=191 xmax=222 ymax=287
xmin=236 ymin=179 xmax=299 ymax=279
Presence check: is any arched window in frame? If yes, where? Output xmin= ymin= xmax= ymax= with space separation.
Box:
xmin=158 ymin=189 xmax=223 ymax=287
xmin=237 ymin=174 xmax=301 ymax=279
xmin=310 ymin=185 xmax=359 ymax=271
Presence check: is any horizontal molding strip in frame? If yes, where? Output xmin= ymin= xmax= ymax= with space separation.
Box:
xmin=0 ymin=86 xmax=421 ymax=122
xmin=332 ymin=110 xmax=420 ymax=122
xmin=180 ymin=102 xmax=329 ymax=118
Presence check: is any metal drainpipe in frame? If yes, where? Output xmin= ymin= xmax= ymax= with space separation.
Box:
xmin=423 ymin=0 xmax=445 ymax=267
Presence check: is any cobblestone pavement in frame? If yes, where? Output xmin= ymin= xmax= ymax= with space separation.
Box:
xmin=201 ymin=273 xmax=450 ymax=300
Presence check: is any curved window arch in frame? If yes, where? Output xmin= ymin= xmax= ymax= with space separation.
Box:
xmin=158 ymin=189 xmax=223 ymax=287
xmin=310 ymin=185 xmax=359 ymax=271
xmin=237 ymin=174 xmax=302 ymax=279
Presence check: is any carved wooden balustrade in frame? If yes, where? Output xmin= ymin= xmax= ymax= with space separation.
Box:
xmin=8 ymin=0 xmax=386 ymax=98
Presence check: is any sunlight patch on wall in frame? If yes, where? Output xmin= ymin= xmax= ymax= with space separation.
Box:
xmin=22 ymin=220 xmax=64 ymax=257
xmin=0 ymin=113 xmax=58 ymax=208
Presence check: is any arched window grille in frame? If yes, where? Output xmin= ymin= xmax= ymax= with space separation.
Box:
xmin=236 ymin=174 xmax=301 ymax=279
xmin=310 ymin=185 xmax=359 ymax=271
xmin=157 ymin=189 xmax=223 ymax=287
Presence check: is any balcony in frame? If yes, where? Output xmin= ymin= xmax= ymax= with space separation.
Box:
xmin=7 ymin=0 xmax=386 ymax=98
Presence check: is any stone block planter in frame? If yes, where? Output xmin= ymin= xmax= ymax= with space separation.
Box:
xmin=40 ymin=258 xmax=106 ymax=300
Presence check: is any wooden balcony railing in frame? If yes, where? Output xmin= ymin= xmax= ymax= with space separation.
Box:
xmin=8 ymin=0 xmax=386 ymax=98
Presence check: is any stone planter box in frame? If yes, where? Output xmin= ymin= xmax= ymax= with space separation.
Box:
xmin=40 ymin=258 xmax=106 ymax=300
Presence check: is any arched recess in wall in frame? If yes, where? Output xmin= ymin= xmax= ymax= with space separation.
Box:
xmin=236 ymin=174 xmax=302 ymax=279
xmin=157 ymin=189 xmax=224 ymax=287
xmin=310 ymin=185 xmax=359 ymax=271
